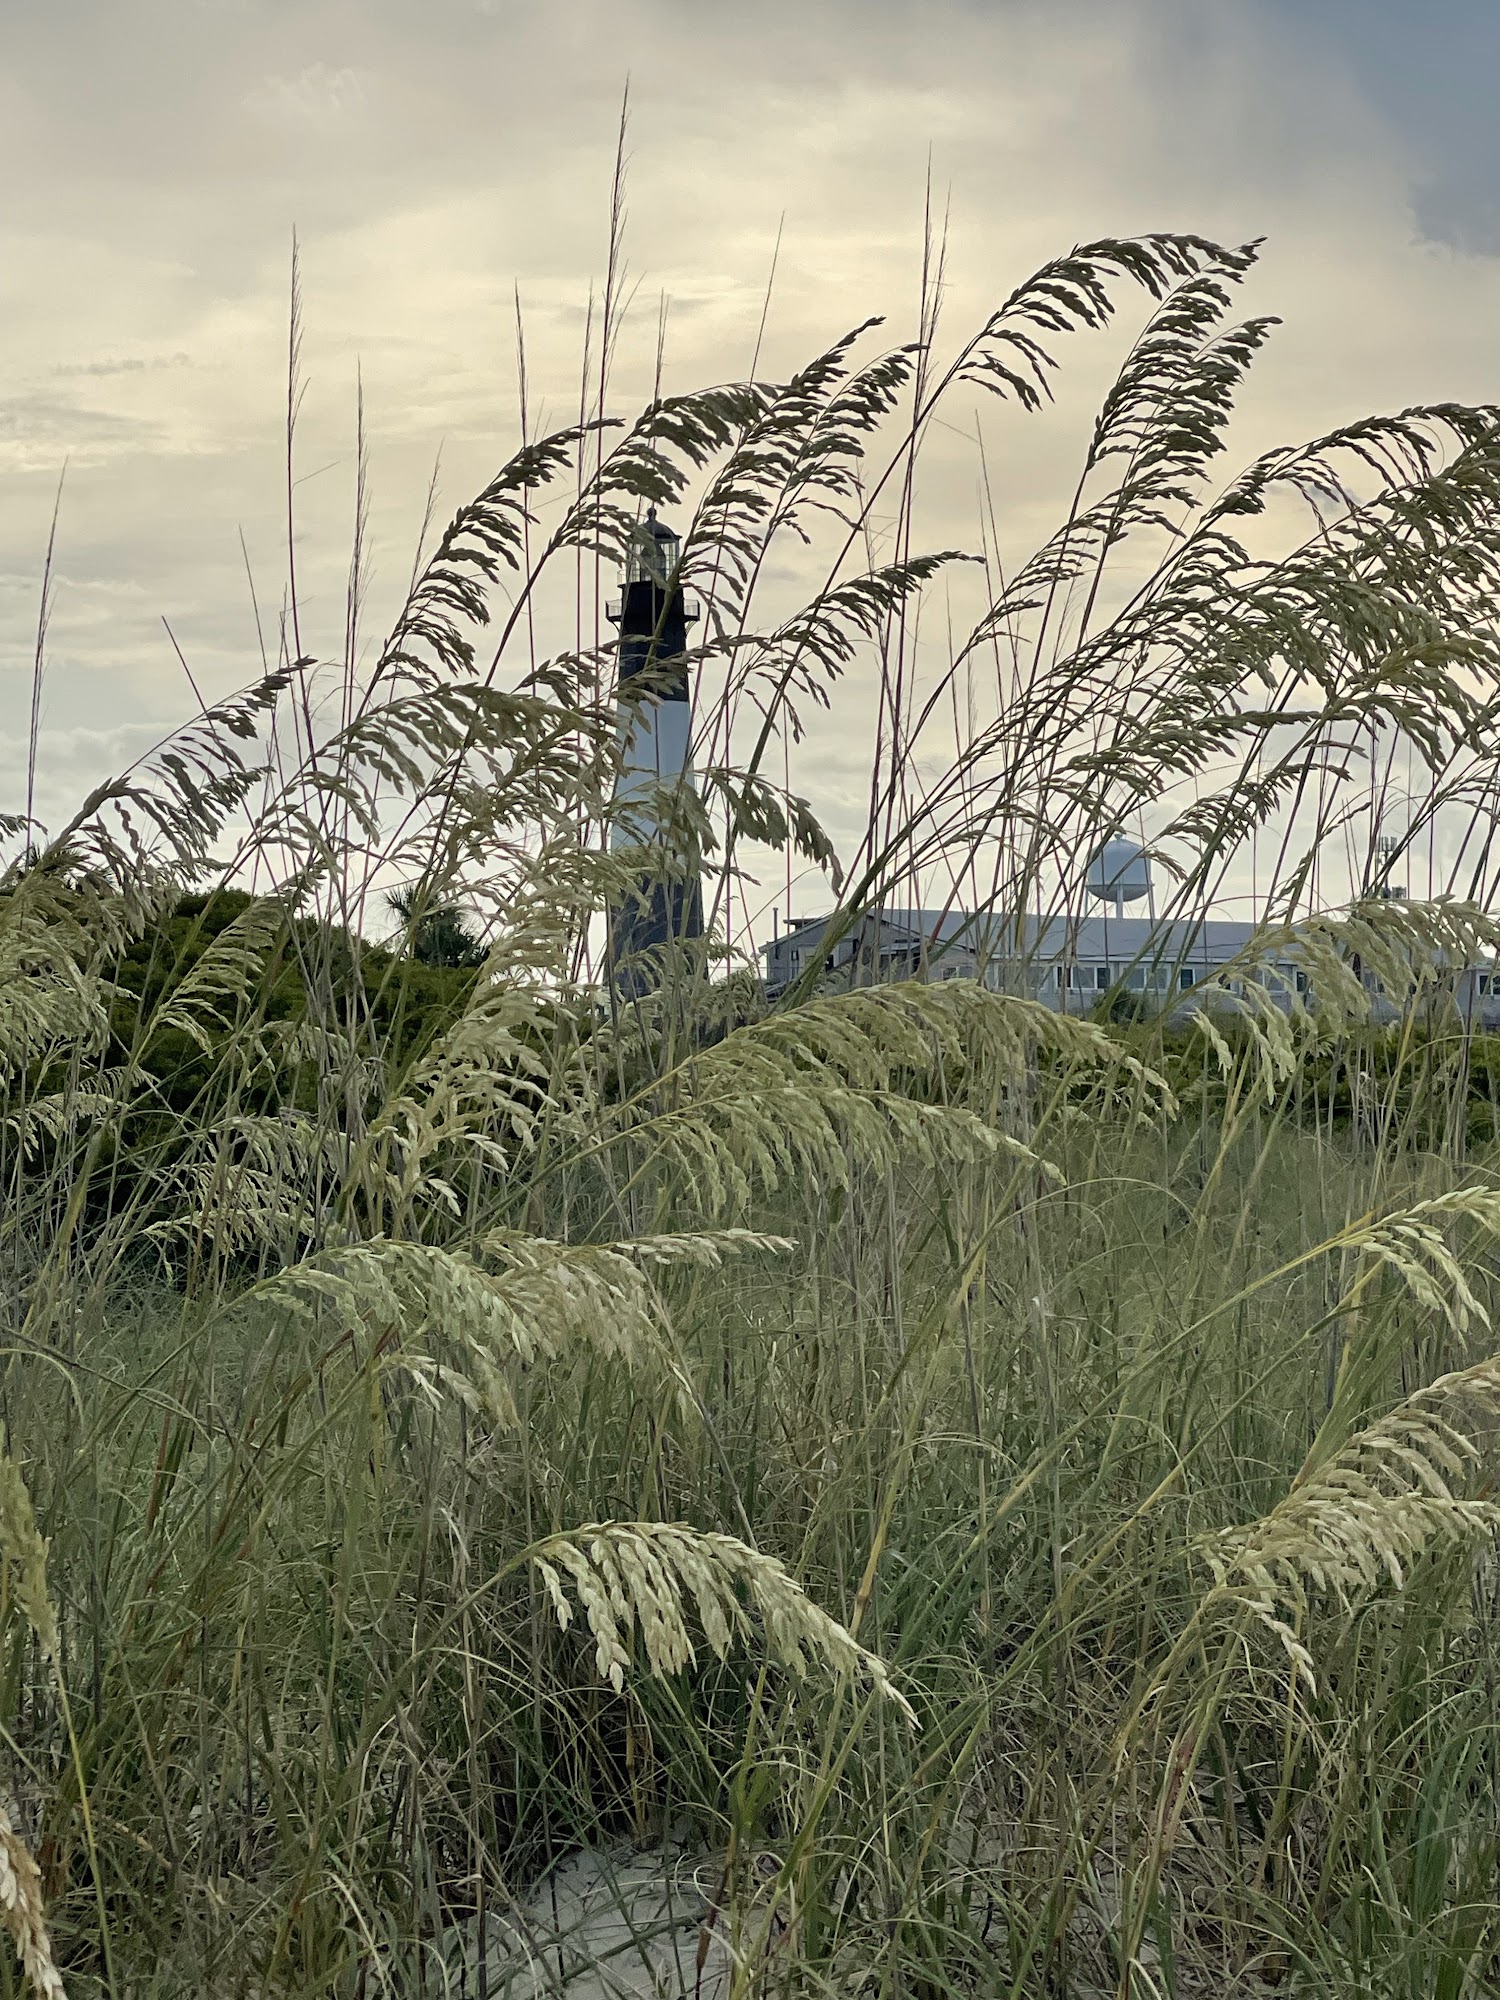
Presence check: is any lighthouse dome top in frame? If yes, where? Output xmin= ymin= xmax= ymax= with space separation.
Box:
xmin=626 ymin=506 xmax=681 ymax=586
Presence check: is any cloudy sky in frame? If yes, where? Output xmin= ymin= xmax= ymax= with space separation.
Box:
xmin=4 ymin=0 xmax=1499 ymax=902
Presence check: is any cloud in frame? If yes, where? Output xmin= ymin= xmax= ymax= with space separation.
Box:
xmin=0 ymin=720 xmax=165 ymax=780
xmin=1254 ymin=0 xmax=1500 ymax=253
xmin=245 ymin=63 xmax=369 ymax=123
xmin=1 ymin=0 xmax=1497 ymax=895
xmin=0 ymin=394 xmax=165 ymax=473
xmin=52 ymin=354 xmax=192 ymax=378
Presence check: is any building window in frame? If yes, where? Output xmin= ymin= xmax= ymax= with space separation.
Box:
xmin=1179 ymin=967 xmax=1197 ymax=991
xmin=1061 ymin=964 xmax=1110 ymax=993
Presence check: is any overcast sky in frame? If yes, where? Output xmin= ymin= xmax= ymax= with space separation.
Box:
xmin=4 ymin=0 xmax=1500 ymax=887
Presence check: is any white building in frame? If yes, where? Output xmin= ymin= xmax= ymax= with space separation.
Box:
xmin=762 ymin=907 xmax=1500 ymax=1025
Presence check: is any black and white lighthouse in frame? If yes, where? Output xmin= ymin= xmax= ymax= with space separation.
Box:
xmin=606 ymin=508 xmax=703 ymax=994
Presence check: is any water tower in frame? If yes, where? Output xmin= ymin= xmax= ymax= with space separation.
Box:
xmin=1085 ymin=838 xmax=1152 ymax=920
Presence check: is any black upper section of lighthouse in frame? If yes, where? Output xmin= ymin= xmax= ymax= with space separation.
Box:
xmin=612 ymin=508 xmax=692 ymax=697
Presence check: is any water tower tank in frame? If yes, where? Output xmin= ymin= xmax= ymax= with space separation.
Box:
xmin=1085 ymin=839 xmax=1151 ymax=909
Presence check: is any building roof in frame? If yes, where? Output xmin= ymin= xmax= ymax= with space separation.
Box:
xmin=770 ymin=908 xmax=1264 ymax=960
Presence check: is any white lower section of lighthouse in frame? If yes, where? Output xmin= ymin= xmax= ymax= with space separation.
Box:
xmin=610 ymin=701 xmax=694 ymax=851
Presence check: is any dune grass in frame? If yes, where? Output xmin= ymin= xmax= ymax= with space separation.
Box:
xmin=7 ymin=223 xmax=1500 ymax=1996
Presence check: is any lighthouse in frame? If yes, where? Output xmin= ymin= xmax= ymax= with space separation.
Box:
xmin=606 ymin=507 xmax=703 ymax=995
